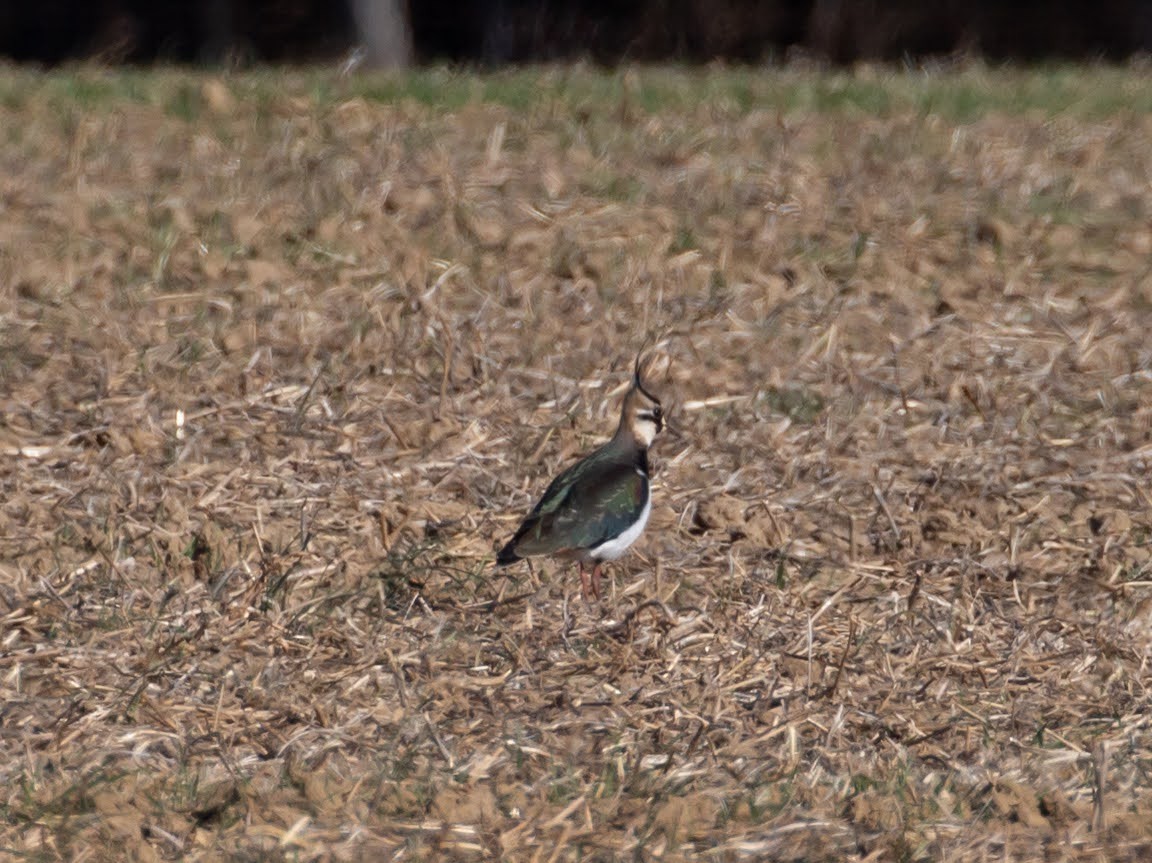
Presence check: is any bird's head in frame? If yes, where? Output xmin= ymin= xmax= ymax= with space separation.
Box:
xmin=620 ymin=351 xmax=664 ymax=447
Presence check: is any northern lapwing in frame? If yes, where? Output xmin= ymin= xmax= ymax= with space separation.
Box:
xmin=496 ymin=354 xmax=665 ymax=599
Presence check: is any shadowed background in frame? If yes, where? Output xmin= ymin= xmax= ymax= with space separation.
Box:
xmin=1 ymin=0 xmax=1151 ymax=66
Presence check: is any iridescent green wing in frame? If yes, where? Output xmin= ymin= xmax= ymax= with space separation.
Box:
xmin=506 ymin=451 xmax=647 ymax=558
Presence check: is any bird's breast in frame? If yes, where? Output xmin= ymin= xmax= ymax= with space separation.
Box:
xmin=588 ymin=492 xmax=652 ymax=561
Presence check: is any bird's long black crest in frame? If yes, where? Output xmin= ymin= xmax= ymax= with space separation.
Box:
xmin=632 ymin=342 xmax=661 ymax=405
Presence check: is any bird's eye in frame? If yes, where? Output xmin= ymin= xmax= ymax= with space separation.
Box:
xmin=652 ymin=407 xmax=663 ymax=421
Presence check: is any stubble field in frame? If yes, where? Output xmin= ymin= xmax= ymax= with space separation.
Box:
xmin=2 ymin=64 xmax=1152 ymax=861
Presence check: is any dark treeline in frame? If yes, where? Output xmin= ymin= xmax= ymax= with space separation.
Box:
xmin=1 ymin=0 xmax=1150 ymax=65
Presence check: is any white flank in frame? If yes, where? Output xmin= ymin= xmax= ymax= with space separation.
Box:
xmin=590 ymin=493 xmax=652 ymax=561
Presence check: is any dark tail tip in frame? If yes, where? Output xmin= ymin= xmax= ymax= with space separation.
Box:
xmin=495 ymin=542 xmax=520 ymax=567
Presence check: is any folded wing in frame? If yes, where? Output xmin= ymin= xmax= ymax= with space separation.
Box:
xmin=497 ymin=454 xmax=647 ymax=562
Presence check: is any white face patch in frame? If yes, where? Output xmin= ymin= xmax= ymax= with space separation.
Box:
xmin=632 ymin=415 xmax=660 ymax=447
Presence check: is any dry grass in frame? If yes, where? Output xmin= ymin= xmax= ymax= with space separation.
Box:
xmin=2 ymin=63 xmax=1152 ymax=861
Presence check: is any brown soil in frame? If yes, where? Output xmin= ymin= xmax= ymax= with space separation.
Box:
xmin=2 ymin=70 xmax=1151 ymax=861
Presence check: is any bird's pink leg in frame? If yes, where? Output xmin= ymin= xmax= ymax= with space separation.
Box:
xmin=579 ymin=562 xmax=593 ymax=599
xmin=590 ymin=563 xmax=603 ymax=600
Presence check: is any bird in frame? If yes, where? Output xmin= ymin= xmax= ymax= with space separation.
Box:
xmin=496 ymin=354 xmax=664 ymax=600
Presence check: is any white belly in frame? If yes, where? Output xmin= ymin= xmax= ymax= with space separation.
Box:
xmin=589 ymin=495 xmax=652 ymax=561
